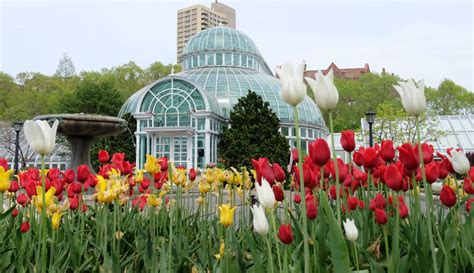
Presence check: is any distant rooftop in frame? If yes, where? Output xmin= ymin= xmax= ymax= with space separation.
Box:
xmin=304 ymin=62 xmax=371 ymax=80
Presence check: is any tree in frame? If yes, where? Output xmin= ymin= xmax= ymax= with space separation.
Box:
xmin=218 ymin=91 xmax=290 ymax=169
xmin=426 ymin=79 xmax=474 ymax=115
xmin=90 ymin=113 xmax=136 ymax=170
xmin=57 ymin=75 xmax=123 ymax=116
xmin=55 ymin=53 xmax=76 ymax=78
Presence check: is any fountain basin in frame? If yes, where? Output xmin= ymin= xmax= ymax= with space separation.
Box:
xmin=34 ymin=113 xmax=128 ymax=171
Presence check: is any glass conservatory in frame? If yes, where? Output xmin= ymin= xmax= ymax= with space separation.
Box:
xmin=119 ymin=26 xmax=327 ymax=169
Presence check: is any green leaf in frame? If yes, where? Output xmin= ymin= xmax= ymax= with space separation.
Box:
xmin=320 ymin=193 xmax=351 ymax=273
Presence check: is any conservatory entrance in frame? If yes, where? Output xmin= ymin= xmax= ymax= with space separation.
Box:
xmin=154 ymin=135 xmax=191 ymax=168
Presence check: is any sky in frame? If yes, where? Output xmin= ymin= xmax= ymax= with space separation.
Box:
xmin=0 ymin=0 xmax=473 ymax=90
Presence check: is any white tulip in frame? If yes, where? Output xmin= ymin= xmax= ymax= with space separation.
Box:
xmin=431 ymin=182 xmax=443 ymax=193
xmin=276 ymin=63 xmax=307 ymax=106
xmin=255 ymin=178 xmax=276 ymax=209
xmin=343 ymin=218 xmax=358 ymax=241
xmin=446 ymin=150 xmax=470 ymax=174
xmin=305 ymin=69 xmax=339 ymax=111
xmin=393 ymin=79 xmax=426 ymax=116
xmin=23 ymin=119 xmax=59 ymax=156
xmin=251 ymin=204 xmax=269 ymax=235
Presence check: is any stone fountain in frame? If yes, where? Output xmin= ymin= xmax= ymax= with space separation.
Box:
xmin=34 ymin=113 xmax=128 ymax=171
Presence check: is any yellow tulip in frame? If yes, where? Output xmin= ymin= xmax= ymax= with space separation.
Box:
xmin=134 ymin=169 xmax=144 ymax=183
xmin=144 ymin=154 xmax=160 ymax=174
xmin=52 ymin=212 xmax=62 ymax=230
xmin=218 ymin=204 xmax=236 ymax=227
xmin=199 ymin=181 xmax=210 ymax=194
xmin=147 ymin=194 xmax=162 ymax=207
xmin=34 ymin=186 xmax=56 ymax=211
xmin=0 ymin=167 xmax=13 ymax=192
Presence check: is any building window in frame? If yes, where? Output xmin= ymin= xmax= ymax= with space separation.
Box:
xmin=216 ymin=53 xmax=223 ymax=65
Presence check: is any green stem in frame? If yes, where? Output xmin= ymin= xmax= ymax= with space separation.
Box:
xmin=270 ymin=211 xmax=283 ymax=273
xmin=329 ymin=111 xmax=342 ymax=226
xmin=383 ymin=226 xmax=391 ymax=273
xmin=293 ymin=106 xmax=310 ymax=273
xmin=266 ymin=235 xmax=275 ymax=273
xmin=415 ymin=115 xmax=439 ymax=273
xmin=40 ymin=155 xmax=47 ymax=273
xmin=353 ymin=241 xmax=359 ymax=272
xmin=168 ymin=207 xmax=173 ymax=272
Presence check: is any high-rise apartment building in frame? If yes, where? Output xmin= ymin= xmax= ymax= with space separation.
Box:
xmin=177 ymin=1 xmax=236 ymax=62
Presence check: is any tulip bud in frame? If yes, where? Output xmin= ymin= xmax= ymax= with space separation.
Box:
xmin=343 ymin=219 xmax=358 ymax=241
xmin=393 ymin=79 xmax=426 ymax=116
xmin=255 ymin=178 xmax=276 ymax=209
xmin=276 ymin=63 xmax=307 ymax=106
xmin=23 ymin=119 xmax=59 ymax=156
xmin=70 ymin=196 xmax=79 ymax=210
xmin=305 ymin=69 xmax=339 ymax=111
xmin=20 ymin=221 xmax=30 ymax=233
xmin=272 ymin=185 xmax=284 ymax=201
xmin=12 ymin=208 xmax=18 ymax=218
xmin=340 ymin=130 xmax=356 ymax=152
xmin=8 ymin=181 xmax=19 ymax=193
xmin=218 ymin=204 xmax=236 ymax=228
xmin=306 ymin=194 xmax=318 ymax=220
xmin=189 ymin=168 xmax=197 ymax=182
xmin=439 ymin=185 xmax=456 ymax=208
xmin=466 ymin=198 xmax=474 ymax=214
xmin=273 ymin=163 xmax=286 ymax=182
xmin=278 ymin=224 xmax=294 ymax=244
xmin=294 ymin=194 xmax=301 ymax=204
xmin=17 ymin=193 xmax=28 ymax=206
xmin=251 ymin=204 xmax=269 ymax=235
xmin=446 ymin=150 xmax=470 ymax=175
xmin=309 ymin=139 xmax=330 ymax=166
xmin=375 ymin=208 xmax=388 ymax=225
xmin=98 ymin=150 xmax=110 ymax=164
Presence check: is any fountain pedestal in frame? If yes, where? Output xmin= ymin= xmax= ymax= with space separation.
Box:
xmin=34 ymin=114 xmax=128 ymax=171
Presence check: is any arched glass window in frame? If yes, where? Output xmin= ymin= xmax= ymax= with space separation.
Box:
xmin=140 ymin=79 xmax=207 ymax=127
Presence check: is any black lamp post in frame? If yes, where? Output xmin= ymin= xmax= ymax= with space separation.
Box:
xmin=365 ymin=109 xmax=376 ymax=147
xmin=13 ymin=121 xmax=23 ymax=174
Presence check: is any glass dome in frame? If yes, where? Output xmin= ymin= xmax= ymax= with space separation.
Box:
xmin=120 ymin=26 xmax=328 ymax=169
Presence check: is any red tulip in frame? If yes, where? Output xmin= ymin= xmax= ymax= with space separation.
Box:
xmin=294 ymin=194 xmax=301 ymax=204
xmin=362 ymin=147 xmax=379 ymax=169
xmin=0 ymin=158 xmax=8 ymax=171
xmin=98 ymin=150 xmax=110 ymax=164
xmin=369 ymin=194 xmax=386 ymax=211
xmin=272 ymin=185 xmax=284 ymax=201
xmin=399 ymin=202 xmax=409 ymax=219
xmin=385 ymin=164 xmax=403 ymax=191
xmin=141 ymin=178 xmax=150 ymax=190
xmin=273 ymin=163 xmax=286 ymax=182
xmin=252 ymin=158 xmax=275 ymax=185
xmin=47 ymin=168 xmax=60 ymax=181
xmin=328 ymin=158 xmax=348 ymax=182
xmin=375 ymin=208 xmax=388 ymax=224
xmin=77 ymin=165 xmax=90 ymax=183
xmin=353 ymin=148 xmax=365 ymax=166
xmin=309 ymin=139 xmax=330 ymax=166
xmin=17 ymin=193 xmax=28 ymax=206
xmin=12 ymin=208 xmax=18 ymax=218
xmin=340 ymin=130 xmax=356 ymax=152
xmin=439 ymin=185 xmax=456 ymax=208
xmin=416 ymin=143 xmax=434 ymax=164
xmin=381 ymin=140 xmax=395 ymax=162
xmin=358 ymin=200 xmax=365 ymax=208
xmin=463 ymin=177 xmax=474 ymax=195
xmin=8 ymin=181 xmax=19 ymax=193
xmin=25 ymin=181 xmax=37 ymax=198
xmin=158 ymin=157 xmax=168 ymax=172
xmin=398 ymin=143 xmax=419 ymax=171
xmin=437 ymin=152 xmax=454 ymax=174
xmin=425 ymin=163 xmax=439 ymax=184
xmin=466 ymin=198 xmax=474 ymax=213
xmin=87 ymin=174 xmax=98 ymax=187
xmin=306 ymin=196 xmax=318 ymax=219
xmin=52 ymin=179 xmax=64 ymax=196
xmin=70 ymin=182 xmax=82 ymax=194
xmin=63 ymin=169 xmax=75 ymax=184
xmin=278 ymin=224 xmax=294 ymax=244
xmin=20 ymin=221 xmax=30 ymax=233
xmin=347 ymin=196 xmax=358 ymax=211
xmin=70 ymin=196 xmax=79 ymax=210
xmin=112 ymin=152 xmax=125 ymax=163
xmin=189 ymin=168 xmax=197 ymax=181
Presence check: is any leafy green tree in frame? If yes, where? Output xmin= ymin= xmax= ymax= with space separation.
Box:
xmin=90 ymin=113 xmax=136 ymax=170
xmin=218 ymin=91 xmax=290 ymax=169
xmin=426 ymin=79 xmax=474 ymax=115
xmin=57 ymin=75 xmax=123 ymax=116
